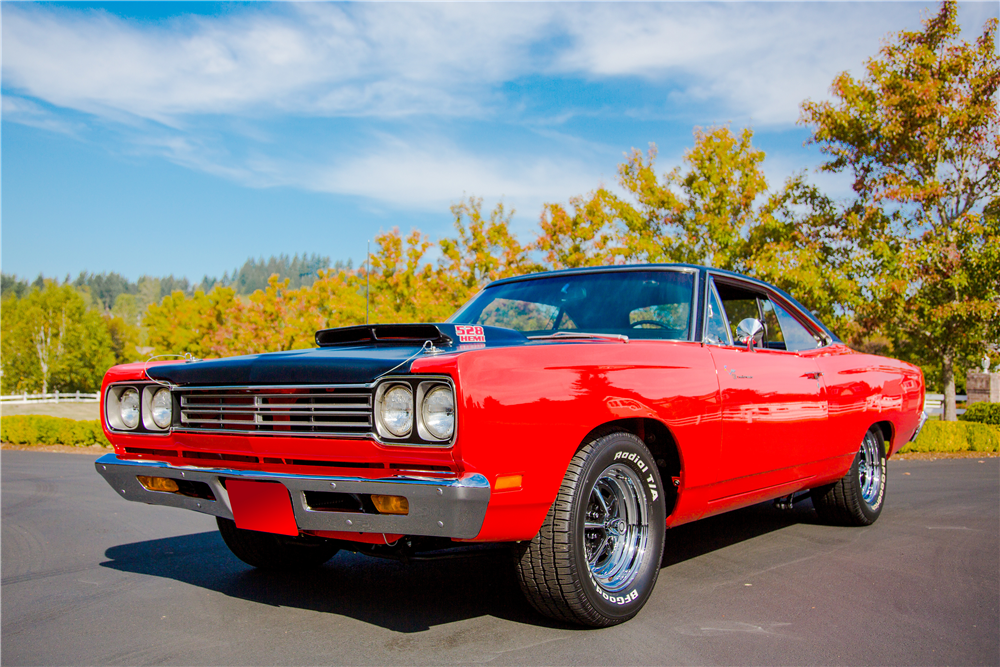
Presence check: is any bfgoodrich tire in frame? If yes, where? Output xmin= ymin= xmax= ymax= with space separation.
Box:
xmin=515 ymin=430 xmax=666 ymax=627
xmin=217 ymin=517 xmax=339 ymax=570
xmin=811 ymin=426 xmax=887 ymax=526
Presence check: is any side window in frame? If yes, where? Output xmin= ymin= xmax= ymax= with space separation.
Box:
xmin=721 ymin=297 xmax=760 ymax=343
xmin=771 ymin=300 xmax=823 ymax=352
xmin=703 ymin=281 xmax=732 ymax=345
xmin=759 ymin=299 xmax=786 ymax=350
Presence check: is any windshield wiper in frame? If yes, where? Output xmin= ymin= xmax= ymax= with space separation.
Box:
xmin=527 ymin=331 xmax=629 ymax=343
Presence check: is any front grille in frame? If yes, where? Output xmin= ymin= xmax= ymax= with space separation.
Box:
xmin=176 ymin=386 xmax=373 ymax=436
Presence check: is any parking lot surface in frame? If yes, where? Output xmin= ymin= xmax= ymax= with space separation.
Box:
xmin=3 ymin=450 xmax=997 ymax=666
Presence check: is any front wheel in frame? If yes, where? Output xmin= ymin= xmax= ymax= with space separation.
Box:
xmin=217 ymin=517 xmax=339 ymax=570
xmin=811 ymin=426 xmax=887 ymax=526
xmin=515 ymin=430 xmax=666 ymax=627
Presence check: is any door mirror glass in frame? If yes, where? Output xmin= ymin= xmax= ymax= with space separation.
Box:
xmin=736 ymin=318 xmax=765 ymax=350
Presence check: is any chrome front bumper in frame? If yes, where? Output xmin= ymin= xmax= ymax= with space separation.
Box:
xmin=95 ymin=453 xmax=491 ymax=539
xmin=909 ymin=410 xmax=929 ymax=442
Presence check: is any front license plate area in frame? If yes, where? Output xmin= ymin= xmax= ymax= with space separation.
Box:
xmin=226 ymin=480 xmax=299 ymax=536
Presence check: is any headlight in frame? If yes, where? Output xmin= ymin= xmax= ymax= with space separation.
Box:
xmin=379 ymin=385 xmax=413 ymax=437
xmin=150 ymin=388 xmax=172 ymax=429
xmin=119 ymin=388 xmax=140 ymax=429
xmin=421 ymin=385 xmax=455 ymax=440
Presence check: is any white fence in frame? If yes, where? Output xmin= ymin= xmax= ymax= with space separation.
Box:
xmin=924 ymin=393 xmax=967 ymax=417
xmin=1 ymin=391 xmax=100 ymax=404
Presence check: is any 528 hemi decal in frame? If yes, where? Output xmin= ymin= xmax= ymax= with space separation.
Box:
xmin=455 ymin=325 xmax=486 ymax=343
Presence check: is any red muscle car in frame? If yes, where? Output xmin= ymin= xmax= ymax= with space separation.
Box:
xmin=96 ymin=264 xmax=926 ymax=626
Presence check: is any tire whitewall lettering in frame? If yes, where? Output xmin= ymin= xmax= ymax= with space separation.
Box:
xmin=515 ymin=430 xmax=666 ymax=627
xmin=811 ymin=427 xmax=887 ymax=526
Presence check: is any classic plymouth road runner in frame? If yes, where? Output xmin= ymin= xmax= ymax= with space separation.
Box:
xmin=96 ymin=264 xmax=926 ymax=626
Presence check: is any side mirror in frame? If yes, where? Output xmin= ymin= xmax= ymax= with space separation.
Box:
xmin=736 ymin=318 xmax=764 ymax=351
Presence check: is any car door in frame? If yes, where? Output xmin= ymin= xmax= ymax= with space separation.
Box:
xmin=703 ymin=275 xmax=830 ymax=499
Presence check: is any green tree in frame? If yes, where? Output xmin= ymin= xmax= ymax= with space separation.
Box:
xmin=801 ymin=0 xmax=1000 ymax=420
xmin=0 ymin=282 xmax=115 ymax=394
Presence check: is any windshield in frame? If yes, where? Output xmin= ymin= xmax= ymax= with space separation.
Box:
xmin=449 ymin=269 xmax=696 ymax=340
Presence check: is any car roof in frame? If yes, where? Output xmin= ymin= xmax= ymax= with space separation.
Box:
xmin=485 ymin=263 xmax=842 ymax=344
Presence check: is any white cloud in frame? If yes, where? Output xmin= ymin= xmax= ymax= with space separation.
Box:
xmin=4 ymin=1 xmax=991 ymax=214
xmin=553 ymin=2 xmax=942 ymax=125
xmin=3 ymin=2 xmax=956 ymax=127
xmin=1 ymin=3 xmax=556 ymax=123
xmin=1 ymin=95 xmax=81 ymax=136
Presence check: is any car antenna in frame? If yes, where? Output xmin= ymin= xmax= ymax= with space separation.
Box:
xmin=366 ymin=239 xmax=370 ymax=325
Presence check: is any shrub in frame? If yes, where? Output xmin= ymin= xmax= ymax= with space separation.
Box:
xmin=0 ymin=415 xmax=110 ymax=447
xmin=899 ymin=419 xmax=1000 ymax=454
xmin=959 ymin=402 xmax=1000 ymax=426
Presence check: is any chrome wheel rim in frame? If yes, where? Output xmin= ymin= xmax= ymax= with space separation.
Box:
xmin=583 ymin=463 xmax=649 ymax=592
xmin=858 ymin=431 xmax=883 ymax=505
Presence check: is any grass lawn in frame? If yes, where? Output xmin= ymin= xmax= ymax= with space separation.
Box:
xmin=1 ymin=402 xmax=101 ymax=421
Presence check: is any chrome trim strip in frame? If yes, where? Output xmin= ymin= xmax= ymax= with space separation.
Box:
xmin=176 ymin=384 xmax=374 ymax=437
xmin=95 ymin=453 xmax=491 ymax=539
xmin=169 ymin=426 xmax=379 ymax=440
xmin=528 ymin=332 xmax=630 ymax=343
xmin=146 ymin=383 xmax=373 ymax=392
xmin=909 ymin=410 xmax=929 ymax=443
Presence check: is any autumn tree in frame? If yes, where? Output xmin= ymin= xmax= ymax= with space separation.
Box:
xmin=441 ymin=197 xmax=540 ymax=293
xmin=366 ymin=228 xmax=450 ymax=324
xmin=801 ymin=0 xmax=1000 ymax=420
xmin=538 ymin=127 xmax=854 ymax=327
xmin=143 ymin=286 xmax=237 ymax=358
xmin=208 ymin=270 xmax=367 ymax=356
xmin=536 ymin=190 xmax=621 ymax=268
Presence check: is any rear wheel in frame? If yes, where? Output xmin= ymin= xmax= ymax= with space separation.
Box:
xmin=217 ymin=517 xmax=339 ymax=570
xmin=812 ymin=427 xmax=886 ymax=526
xmin=515 ymin=430 xmax=666 ymax=627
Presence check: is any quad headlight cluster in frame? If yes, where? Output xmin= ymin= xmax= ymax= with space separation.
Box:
xmin=105 ymin=385 xmax=173 ymax=432
xmin=374 ymin=379 xmax=455 ymax=444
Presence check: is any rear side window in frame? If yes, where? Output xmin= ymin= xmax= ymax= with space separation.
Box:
xmin=771 ymin=299 xmax=824 ymax=352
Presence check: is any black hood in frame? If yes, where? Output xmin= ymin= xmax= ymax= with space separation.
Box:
xmin=145 ymin=324 xmax=526 ymax=386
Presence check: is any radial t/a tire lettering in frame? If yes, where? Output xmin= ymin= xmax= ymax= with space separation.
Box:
xmin=515 ymin=430 xmax=667 ymax=627
xmin=811 ymin=426 xmax=887 ymax=526
xmin=217 ymin=517 xmax=339 ymax=570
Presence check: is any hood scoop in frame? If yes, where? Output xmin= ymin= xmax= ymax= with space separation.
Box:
xmin=315 ymin=324 xmax=452 ymax=348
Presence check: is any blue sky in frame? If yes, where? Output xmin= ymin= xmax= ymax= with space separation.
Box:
xmin=2 ymin=1 xmax=997 ymax=282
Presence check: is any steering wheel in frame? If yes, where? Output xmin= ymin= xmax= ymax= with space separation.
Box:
xmin=630 ymin=320 xmax=671 ymax=329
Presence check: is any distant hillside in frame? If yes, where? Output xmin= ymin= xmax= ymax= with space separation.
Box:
xmin=1 ymin=252 xmax=353 ymax=310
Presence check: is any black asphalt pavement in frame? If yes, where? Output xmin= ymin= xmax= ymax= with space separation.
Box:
xmin=2 ymin=449 xmax=997 ymax=666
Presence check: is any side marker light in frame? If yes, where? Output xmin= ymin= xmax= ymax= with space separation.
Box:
xmin=495 ymin=474 xmax=523 ymax=491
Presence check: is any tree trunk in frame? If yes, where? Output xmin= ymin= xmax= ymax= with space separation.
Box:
xmin=942 ymin=351 xmax=957 ymax=422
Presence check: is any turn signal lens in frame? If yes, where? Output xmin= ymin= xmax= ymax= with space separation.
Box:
xmin=371 ymin=494 xmax=409 ymax=515
xmin=137 ymin=476 xmax=180 ymax=493
xmin=495 ymin=474 xmax=523 ymax=491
